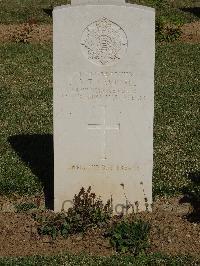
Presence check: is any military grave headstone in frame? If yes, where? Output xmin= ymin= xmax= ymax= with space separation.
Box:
xmin=53 ymin=0 xmax=155 ymax=213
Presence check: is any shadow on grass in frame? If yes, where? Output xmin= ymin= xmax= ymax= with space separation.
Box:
xmin=180 ymin=171 xmax=200 ymax=223
xmin=8 ymin=134 xmax=54 ymax=210
xmin=43 ymin=8 xmax=53 ymax=17
xmin=180 ymin=7 xmax=200 ymax=18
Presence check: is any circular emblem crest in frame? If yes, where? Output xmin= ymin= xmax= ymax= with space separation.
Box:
xmin=80 ymin=17 xmax=128 ymax=66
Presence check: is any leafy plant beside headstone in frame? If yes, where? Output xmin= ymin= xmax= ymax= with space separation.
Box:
xmin=66 ymin=186 xmax=113 ymax=233
xmin=106 ymin=219 xmax=151 ymax=255
xmin=35 ymin=187 xmax=113 ymax=239
xmin=36 ymin=212 xmax=70 ymax=240
xmin=35 ymin=187 xmax=151 ymax=255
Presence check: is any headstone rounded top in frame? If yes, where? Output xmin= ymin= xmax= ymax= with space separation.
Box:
xmin=71 ymin=0 xmax=125 ymax=6
xmin=80 ymin=17 xmax=128 ymax=66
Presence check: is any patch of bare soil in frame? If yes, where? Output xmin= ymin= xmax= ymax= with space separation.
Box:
xmin=0 ymin=21 xmax=200 ymax=44
xmin=180 ymin=21 xmax=200 ymax=43
xmin=140 ymin=197 xmax=200 ymax=256
xmin=0 ymin=23 xmax=52 ymax=43
xmin=0 ymin=196 xmax=199 ymax=257
xmin=0 ymin=212 xmax=113 ymax=257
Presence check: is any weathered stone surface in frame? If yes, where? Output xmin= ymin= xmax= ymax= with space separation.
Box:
xmin=53 ymin=0 xmax=155 ymax=213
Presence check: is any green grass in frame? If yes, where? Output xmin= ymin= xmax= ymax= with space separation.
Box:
xmin=131 ymin=0 xmax=199 ymax=26
xmin=0 ymin=42 xmax=199 ymax=197
xmin=154 ymin=43 xmax=200 ymax=196
xmin=0 ymin=43 xmax=52 ymax=195
xmin=0 ymin=0 xmax=198 ymax=24
xmin=0 ymin=253 xmax=199 ymax=266
xmin=0 ymin=0 xmax=68 ymax=24
xmin=0 ymin=4 xmax=199 ymax=262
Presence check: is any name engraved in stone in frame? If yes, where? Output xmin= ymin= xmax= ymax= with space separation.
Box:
xmin=65 ymin=72 xmax=136 ymax=101
xmin=68 ymin=164 xmax=133 ymax=171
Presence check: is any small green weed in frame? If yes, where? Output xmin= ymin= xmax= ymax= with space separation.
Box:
xmin=37 ymin=212 xmax=70 ymax=239
xmin=66 ymin=186 xmax=112 ymax=233
xmin=36 ymin=187 xmax=112 ymax=239
xmin=107 ymin=219 xmax=150 ymax=254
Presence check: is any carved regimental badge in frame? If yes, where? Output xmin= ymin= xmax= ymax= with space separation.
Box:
xmin=81 ymin=17 xmax=128 ymax=66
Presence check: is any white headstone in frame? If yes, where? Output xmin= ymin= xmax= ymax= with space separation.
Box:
xmin=53 ymin=0 xmax=155 ymax=213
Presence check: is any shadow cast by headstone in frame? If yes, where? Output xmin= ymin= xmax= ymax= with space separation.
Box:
xmin=43 ymin=8 xmax=53 ymax=17
xmin=8 ymin=134 xmax=54 ymax=210
xmin=180 ymin=7 xmax=200 ymax=18
xmin=180 ymin=171 xmax=200 ymax=223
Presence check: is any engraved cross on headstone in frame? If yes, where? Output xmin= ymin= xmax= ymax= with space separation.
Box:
xmin=88 ymin=106 xmax=120 ymax=160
